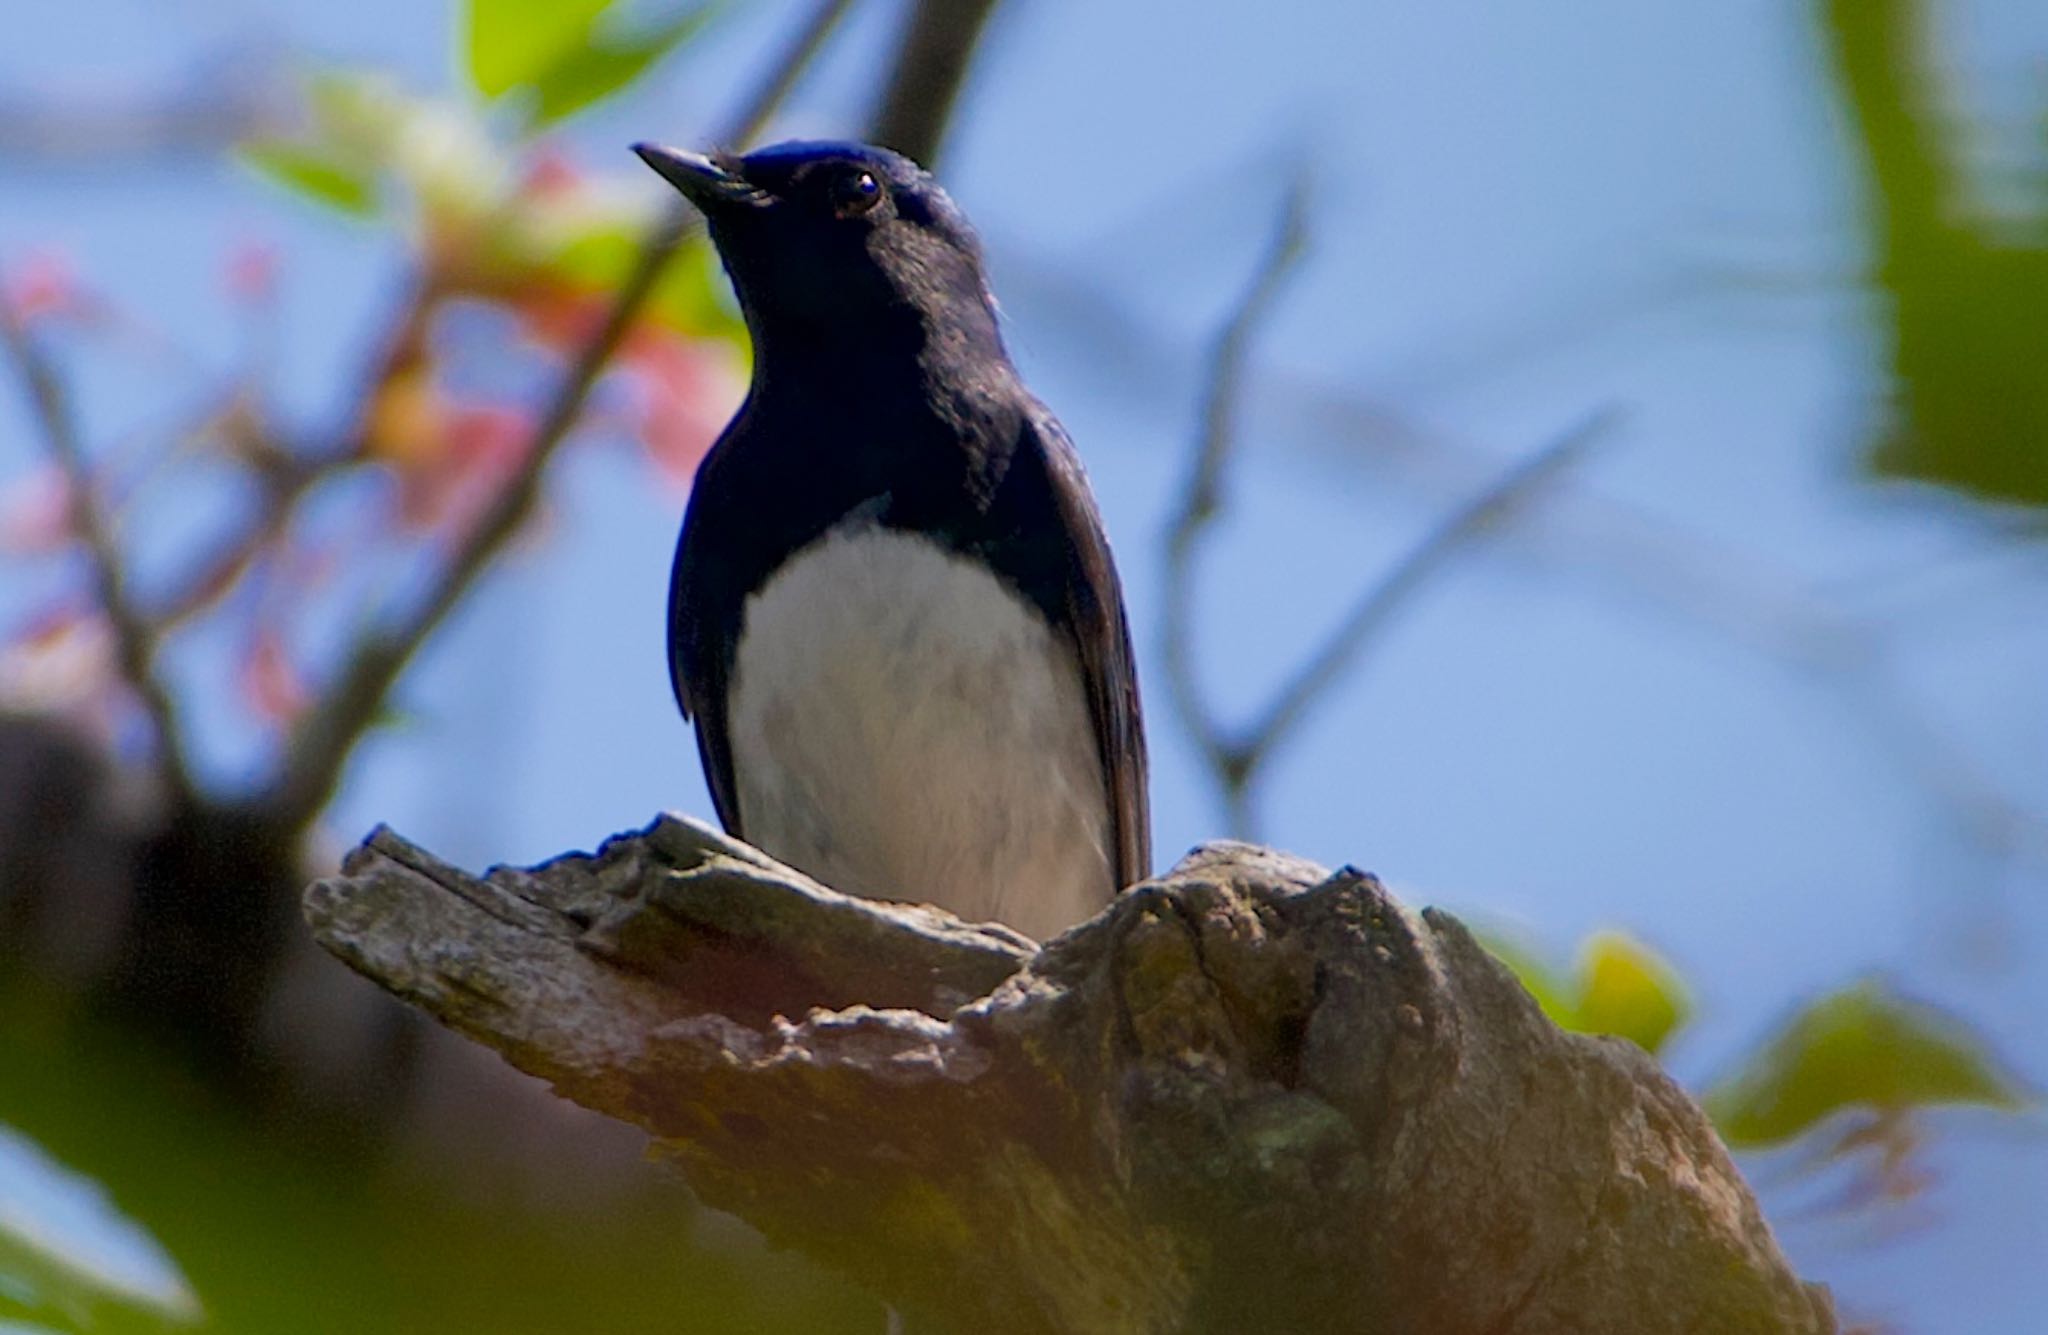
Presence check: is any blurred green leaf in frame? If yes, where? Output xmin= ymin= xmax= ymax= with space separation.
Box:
xmin=1864 ymin=267 xmax=2048 ymax=508
xmin=288 ymin=70 xmax=510 ymax=234
xmin=237 ymin=141 xmax=379 ymax=217
xmin=463 ymin=0 xmax=613 ymax=99
xmin=1572 ymin=931 xmax=1689 ymax=1055
xmin=0 ymin=1123 xmax=200 ymax=1328
xmin=303 ymin=70 xmax=412 ymax=157
xmin=530 ymin=5 xmax=718 ymax=126
xmin=1477 ymin=928 xmax=1689 ymax=1055
xmin=1706 ymin=979 xmax=2032 ymax=1149
xmin=1823 ymin=0 xmax=2048 ymax=509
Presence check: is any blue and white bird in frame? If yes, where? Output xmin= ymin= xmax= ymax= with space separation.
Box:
xmin=634 ymin=139 xmax=1149 ymax=941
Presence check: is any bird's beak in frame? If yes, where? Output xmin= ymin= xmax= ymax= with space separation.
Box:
xmin=632 ymin=143 xmax=762 ymax=213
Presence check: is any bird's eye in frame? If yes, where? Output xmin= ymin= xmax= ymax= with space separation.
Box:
xmin=831 ymin=170 xmax=883 ymax=217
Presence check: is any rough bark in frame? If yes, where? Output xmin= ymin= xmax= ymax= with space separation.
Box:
xmin=303 ymin=815 xmax=1836 ymax=1335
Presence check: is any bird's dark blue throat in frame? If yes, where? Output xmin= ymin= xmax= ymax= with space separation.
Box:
xmin=637 ymin=137 xmax=1149 ymax=941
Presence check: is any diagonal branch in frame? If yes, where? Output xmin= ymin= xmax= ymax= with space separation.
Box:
xmin=0 ymin=294 xmax=197 ymax=807
xmin=866 ymin=0 xmax=1005 ymax=166
xmin=721 ymin=0 xmax=862 ymax=150
xmin=1158 ymin=185 xmax=1616 ymax=837
xmin=1160 ymin=179 xmax=1311 ymax=796
xmin=1229 ymin=409 xmax=1618 ymax=793
xmin=1160 ymin=182 xmax=1319 ymax=835
xmin=265 ymin=0 xmax=861 ymax=833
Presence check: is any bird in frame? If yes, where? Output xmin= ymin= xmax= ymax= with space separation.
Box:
xmin=633 ymin=138 xmax=1149 ymax=942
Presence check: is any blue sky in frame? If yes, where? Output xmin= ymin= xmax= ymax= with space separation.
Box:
xmin=6 ymin=1 xmax=2048 ymax=1328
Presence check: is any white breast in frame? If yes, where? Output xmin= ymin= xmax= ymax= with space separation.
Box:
xmin=725 ymin=524 xmax=1113 ymax=940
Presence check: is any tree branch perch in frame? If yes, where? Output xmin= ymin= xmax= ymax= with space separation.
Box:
xmin=306 ymin=817 xmax=1836 ymax=1335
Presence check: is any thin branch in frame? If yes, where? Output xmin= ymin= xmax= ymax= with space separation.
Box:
xmin=720 ymin=0 xmax=861 ymax=149
xmin=1228 ymin=409 xmax=1617 ymax=790
xmin=148 ymin=453 xmax=326 ymax=631
xmin=1160 ymin=181 xmax=1311 ymax=812
xmin=0 ymin=295 xmax=197 ymax=808
xmin=129 ymin=387 xmax=358 ymax=631
xmin=866 ymin=0 xmax=1005 ymax=166
xmin=265 ymin=0 xmax=859 ymax=833
xmin=1157 ymin=186 xmax=1616 ymax=836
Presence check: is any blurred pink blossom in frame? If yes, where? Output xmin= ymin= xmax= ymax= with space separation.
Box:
xmin=505 ymin=287 xmax=741 ymax=485
xmin=0 ymin=601 xmax=117 ymax=727
xmin=392 ymin=400 xmax=534 ymax=535
xmin=0 ymin=466 xmax=76 ymax=554
xmin=513 ymin=287 xmax=606 ymax=353
xmin=225 ymin=240 xmax=280 ymax=303
xmin=519 ymin=146 xmax=583 ymax=201
xmin=2 ymin=249 xmax=80 ymax=323
xmin=621 ymin=333 xmax=744 ymax=487
xmin=237 ymin=625 xmax=309 ymax=724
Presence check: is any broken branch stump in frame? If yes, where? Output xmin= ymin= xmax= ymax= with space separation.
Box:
xmin=303 ymin=815 xmax=1835 ymax=1334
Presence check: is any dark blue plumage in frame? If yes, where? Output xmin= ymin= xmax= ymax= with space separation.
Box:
xmin=634 ymin=139 xmax=1148 ymax=938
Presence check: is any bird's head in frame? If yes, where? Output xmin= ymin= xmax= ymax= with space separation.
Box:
xmin=633 ymin=139 xmax=996 ymax=356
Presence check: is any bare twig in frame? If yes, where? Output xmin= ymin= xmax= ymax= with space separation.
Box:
xmin=1159 ymin=182 xmax=1310 ymax=831
xmin=266 ymin=0 xmax=860 ymax=832
xmin=132 ymin=391 xmax=363 ymax=632
xmin=150 ymin=449 xmax=329 ymax=630
xmin=1235 ymin=410 xmax=1615 ymax=784
xmin=1158 ymin=188 xmax=1616 ymax=836
xmin=0 ymin=296 xmax=197 ymax=808
xmin=721 ymin=0 xmax=861 ymax=149
xmin=867 ymin=0 xmax=1005 ymax=166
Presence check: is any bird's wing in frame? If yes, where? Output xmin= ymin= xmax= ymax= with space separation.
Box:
xmin=667 ymin=459 xmax=748 ymax=838
xmin=1024 ymin=406 xmax=1152 ymax=888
